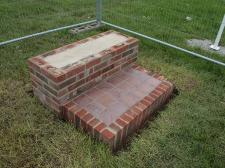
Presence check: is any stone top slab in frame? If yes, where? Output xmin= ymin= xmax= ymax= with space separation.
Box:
xmin=43 ymin=32 xmax=128 ymax=69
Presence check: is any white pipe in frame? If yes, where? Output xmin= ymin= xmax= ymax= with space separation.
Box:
xmin=210 ymin=14 xmax=225 ymax=51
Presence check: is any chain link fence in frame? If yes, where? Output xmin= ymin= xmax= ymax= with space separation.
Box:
xmin=0 ymin=0 xmax=96 ymax=44
xmin=0 ymin=0 xmax=224 ymax=67
xmin=102 ymin=0 xmax=225 ymax=66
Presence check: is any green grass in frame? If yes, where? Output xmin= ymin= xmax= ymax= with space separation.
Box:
xmin=0 ymin=1 xmax=225 ymax=168
xmin=103 ymin=0 xmax=225 ymax=63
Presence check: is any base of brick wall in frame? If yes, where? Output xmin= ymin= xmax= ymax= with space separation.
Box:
xmin=62 ymin=64 xmax=174 ymax=151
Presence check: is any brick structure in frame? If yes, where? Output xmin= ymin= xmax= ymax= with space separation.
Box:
xmin=28 ymin=31 xmax=138 ymax=114
xmin=28 ymin=30 xmax=174 ymax=151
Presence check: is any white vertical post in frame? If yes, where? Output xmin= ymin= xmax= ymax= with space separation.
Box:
xmin=210 ymin=14 xmax=225 ymax=51
xmin=96 ymin=0 xmax=102 ymax=24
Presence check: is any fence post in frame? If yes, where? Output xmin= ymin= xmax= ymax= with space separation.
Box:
xmin=210 ymin=14 xmax=225 ymax=51
xmin=96 ymin=0 xmax=102 ymax=24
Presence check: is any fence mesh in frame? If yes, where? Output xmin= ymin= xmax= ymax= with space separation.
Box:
xmin=0 ymin=0 xmax=96 ymax=42
xmin=103 ymin=0 xmax=225 ymax=63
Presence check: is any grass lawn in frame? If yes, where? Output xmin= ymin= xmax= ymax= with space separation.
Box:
xmin=0 ymin=0 xmax=225 ymax=168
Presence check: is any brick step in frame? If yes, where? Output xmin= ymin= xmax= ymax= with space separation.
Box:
xmin=62 ymin=64 xmax=174 ymax=151
xmin=28 ymin=31 xmax=139 ymax=113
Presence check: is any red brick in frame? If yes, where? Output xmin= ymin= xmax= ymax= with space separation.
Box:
xmin=95 ymin=123 xmax=106 ymax=133
xmin=101 ymin=129 xmax=115 ymax=149
xmin=86 ymin=71 xmax=101 ymax=82
xmin=45 ymin=96 xmax=61 ymax=113
xmin=68 ymin=79 xmax=85 ymax=91
xmin=31 ymin=74 xmax=43 ymax=86
xmin=115 ymin=118 xmax=128 ymax=144
xmin=157 ymin=85 xmax=167 ymax=92
xmin=42 ymin=50 xmax=57 ymax=57
xmin=87 ymin=118 xmax=100 ymax=136
xmin=114 ymin=57 xmax=126 ymax=67
xmin=102 ymin=129 xmax=115 ymax=140
xmin=57 ymin=88 xmax=68 ymax=97
xmin=125 ymin=110 xmax=138 ymax=119
xmin=66 ymin=65 xmax=85 ymax=78
xmin=120 ymin=113 xmax=133 ymax=124
xmin=109 ymin=123 xmax=122 ymax=148
xmin=107 ymin=66 xmax=121 ymax=77
xmin=81 ymin=113 xmax=94 ymax=131
xmin=116 ymin=118 xmax=127 ymax=128
xmin=132 ymin=106 xmax=143 ymax=128
xmin=136 ymin=102 xmax=148 ymax=112
xmin=114 ymin=44 xmax=128 ymax=55
xmin=149 ymin=92 xmax=158 ymax=100
xmin=102 ymin=64 xmax=114 ymax=74
xmin=151 ymin=90 xmax=163 ymax=97
xmin=161 ymin=82 xmax=171 ymax=90
xmin=111 ymin=54 xmax=122 ymax=62
xmin=86 ymin=58 xmax=101 ymax=69
xmin=64 ymin=109 xmax=76 ymax=123
xmin=41 ymin=65 xmax=66 ymax=83
xmin=75 ymin=109 xmax=87 ymax=127
xmin=77 ymin=72 xmax=85 ymax=80
xmin=82 ymin=113 xmax=94 ymax=123
xmin=144 ymin=96 xmax=154 ymax=103
xmin=94 ymin=61 xmax=108 ymax=72
xmin=140 ymin=99 xmax=151 ymax=107
xmin=94 ymin=123 xmax=107 ymax=140
xmin=28 ymin=57 xmax=47 ymax=71
xmin=63 ymin=101 xmax=76 ymax=111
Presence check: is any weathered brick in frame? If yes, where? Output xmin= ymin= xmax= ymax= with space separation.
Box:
xmin=114 ymin=44 xmax=128 ymax=55
xmin=94 ymin=123 xmax=107 ymax=140
xmin=94 ymin=61 xmax=108 ymax=72
xmin=75 ymin=109 xmax=88 ymax=128
xmin=86 ymin=58 xmax=101 ymax=69
xmin=87 ymin=118 xmax=100 ymax=136
xmin=101 ymin=129 xmax=115 ymax=148
xmin=81 ymin=113 xmax=94 ymax=131
xmin=66 ymin=64 xmax=85 ymax=78
xmin=68 ymin=79 xmax=85 ymax=91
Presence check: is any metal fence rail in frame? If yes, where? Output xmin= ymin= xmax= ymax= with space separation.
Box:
xmin=0 ymin=20 xmax=97 ymax=46
xmin=102 ymin=0 xmax=225 ymax=67
xmin=0 ymin=0 xmax=96 ymax=45
xmin=0 ymin=0 xmax=225 ymax=68
xmin=102 ymin=21 xmax=225 ymax=67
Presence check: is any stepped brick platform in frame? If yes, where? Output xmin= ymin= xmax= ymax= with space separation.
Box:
xmin=28 ymin=31 xmax=138 ymax=113
xmin=27 ymin=30 xmax=174 ymax=151
xmin=63 ymin=64 xmax=174 ymax=151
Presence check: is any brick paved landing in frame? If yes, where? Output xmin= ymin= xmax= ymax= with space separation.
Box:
xmin=73 ymin=67 xmax=161 ymax=125
xmin=63 ymin=64 xmax=174 ymax=151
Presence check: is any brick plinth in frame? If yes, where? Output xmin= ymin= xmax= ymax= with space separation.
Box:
xmin=63 ymin=64 xmax=174 ymax=151
xmin=28 ymin=30 xmax=174 ymax=151
xmin=28 ymin=31 xmax=139 ymax=114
